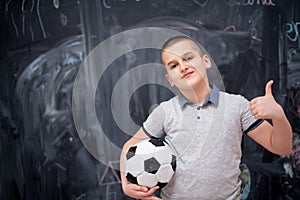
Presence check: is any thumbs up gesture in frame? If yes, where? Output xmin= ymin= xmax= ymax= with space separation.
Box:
xmin=249 ymin=80 xmax=284 ymax=120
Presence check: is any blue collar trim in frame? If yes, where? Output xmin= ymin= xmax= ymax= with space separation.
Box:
xmin=179 ymin=85 xmax=220 ymax=109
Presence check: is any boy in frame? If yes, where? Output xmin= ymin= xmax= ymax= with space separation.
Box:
xmin=120 ymin=36 xmax=292 ymax=200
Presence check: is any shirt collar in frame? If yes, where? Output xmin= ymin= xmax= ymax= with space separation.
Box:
xmin=178 ymin=85 xmax=220 ymax=109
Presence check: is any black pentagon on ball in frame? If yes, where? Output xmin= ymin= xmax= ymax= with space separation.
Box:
xmin=149 ymin=138 xmax=165 ymax=147
xmin=144 ymin=157 xmax=160 ymax=174
xmin=126 ymin=146 xmax=137 ymax=160
xmin=126 ymin=173 xmax=138 ymax=185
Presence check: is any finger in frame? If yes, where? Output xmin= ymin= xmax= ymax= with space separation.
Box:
xmin=249 ymin=107 xmax=256 ymax=115
xmin=265 ymin=80 xmax=274 ymax=96
xmin=251 ymin=110 xmax=259 ymax=119
xmin=147 ymin=186 xmax=160 ymax=194
xmin=249 ymin=105 xmax=260 ymax=116
xmin=250 ymin=97 xmax=262 ymax=106
xmin=140 ymin=186 xmax=160 ymax=199
xmin=250 ymin=96 xmax=266 ymax=105
xmin=254 ymin=113 xmax=263 ymax=119
xmin=249 ymin=99 xmax=256 ymax=106
xmin=131 ymin=184 xmax=148 ymax=192
xmin=250 ymin=109 xmax=258 ymax=118
xmin=249 ymin=103 xmax=258 ymax=113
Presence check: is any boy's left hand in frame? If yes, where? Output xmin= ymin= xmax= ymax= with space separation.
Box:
xmin=249 ymin=80 xmax=284 ymax=120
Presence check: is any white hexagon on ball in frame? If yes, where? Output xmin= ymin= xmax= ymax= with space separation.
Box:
xmin=154 ymin=145 xmax=173 ymax=165
xmin=137 ymin=172 xmax=158 ymax=188
xmin=156 ymin=164 xmax=175 ymax=183
xmin=135 ymin=140 xmax=156 ymax=160
xmin=125 ymin=155 xmax=144 ymax=176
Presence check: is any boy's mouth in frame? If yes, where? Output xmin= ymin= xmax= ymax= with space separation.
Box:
xmin=182 ymin=71 xmax=194 ymax=79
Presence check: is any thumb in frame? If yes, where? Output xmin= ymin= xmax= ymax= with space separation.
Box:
xmin=265 ymin=80 xmax=274 ymax=96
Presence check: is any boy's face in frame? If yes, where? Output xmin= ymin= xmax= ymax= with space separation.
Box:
xmin=162 ymin=39 xmax=211 ymax=91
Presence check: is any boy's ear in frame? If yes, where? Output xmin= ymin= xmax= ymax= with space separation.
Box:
xmin=203 ymin=54 xmax=212 ymax=69
xmin=165 ymin=74 xmax=175 ymax=87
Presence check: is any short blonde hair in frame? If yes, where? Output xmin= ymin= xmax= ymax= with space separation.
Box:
xmin=161 ymin=36 xmax=204 ymax=56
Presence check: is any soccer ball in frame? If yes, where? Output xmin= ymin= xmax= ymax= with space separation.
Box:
xmin=123 ymin=138 xmax=176 ymax=188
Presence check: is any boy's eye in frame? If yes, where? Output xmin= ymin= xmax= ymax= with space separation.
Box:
xmin=185 ymin=56 xmax=193 ymax=61
xmin=169 ymin=64 xmax=177 ymax=69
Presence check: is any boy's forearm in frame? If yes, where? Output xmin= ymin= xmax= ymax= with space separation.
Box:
xmin=271 ymin=109 xmax=293 ymax=156
xmin=120 ymin=145 xmax=128 ymax=184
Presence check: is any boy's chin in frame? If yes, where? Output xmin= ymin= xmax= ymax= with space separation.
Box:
xmin=182 ymin=79 xmax=203 ymax=88
xmin=177 ymin=83 xmax=198 ymax=91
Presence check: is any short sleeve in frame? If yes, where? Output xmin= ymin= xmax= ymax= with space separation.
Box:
xmin=142 ymin=105 xmax=165 ymax=139
xmin=240 ymin=95 xmax=263 ymax=134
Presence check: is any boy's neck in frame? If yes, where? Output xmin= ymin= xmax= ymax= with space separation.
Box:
xmin=180 ymin=82 xmax=211 ymax=106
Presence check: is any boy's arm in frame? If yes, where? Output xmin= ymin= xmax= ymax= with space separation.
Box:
xmin=120 ymin=128 xmax=161 ymax=200
xmin=247 ymin=80 xmax=292 ymax=156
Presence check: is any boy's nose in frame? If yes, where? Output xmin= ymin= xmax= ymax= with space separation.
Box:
xmin=179 ymin=63 xmax=188 ymax=72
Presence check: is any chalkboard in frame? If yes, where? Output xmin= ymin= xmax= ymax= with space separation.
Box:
xmin=1 ymin=0 xmax=300 ymax=199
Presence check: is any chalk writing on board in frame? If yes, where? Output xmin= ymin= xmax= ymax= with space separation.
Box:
xmin=99 ymin=161 xmax=121 ymax=200
xmin=102 ymin=0 xmax=112 ymax=9
xmin=226 ymin=0 xmax=275 ymax=6
xmin=6 ymin=0 xmax=47 ymax=40
xmin=105 ymin=185 xmax=117 ymax=200
xmin=99 ymin=161 xmax=121 ymax=186
xmin=284 ymin=22 xmax=300 ymax=49
xmin=250 ymin=27 xmax=262 ymax=42
xmin=193 ymin=0 xmax=209 ymax=7
xmin=223 ymin=25 xmax=237 ymax=32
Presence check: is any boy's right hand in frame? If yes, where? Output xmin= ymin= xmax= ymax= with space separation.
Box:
xmin=122 ymin=181 xmax=161 ymax=200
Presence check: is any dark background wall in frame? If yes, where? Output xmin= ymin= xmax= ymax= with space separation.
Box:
xmin=0 ymin=0 xmax=300 ymax=199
